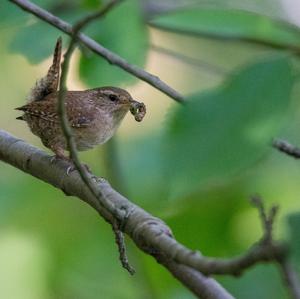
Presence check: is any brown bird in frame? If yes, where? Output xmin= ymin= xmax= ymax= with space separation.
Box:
xmin=16 ymin=37 xmax=146 ymax=162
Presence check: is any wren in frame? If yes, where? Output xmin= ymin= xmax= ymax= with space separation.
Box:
xmin=16 ymin=37 xmax=146 ymax=161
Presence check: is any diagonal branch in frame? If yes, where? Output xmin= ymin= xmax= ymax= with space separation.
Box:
xmin=2 ymin=130 xmax=300 ymax=297
xmin=0 ymin=130 xmax=233 ymax=299
xmin=4 ymin=2 xmax=300 ymax=295
xmin=9 ymin=0 xmax=184 ymax=103
xmin=0 ymin=130 xmax=286 ymax=275
xmin=2 ymin=130 xmax=300 ymax=298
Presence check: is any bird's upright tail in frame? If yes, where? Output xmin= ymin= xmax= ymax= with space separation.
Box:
xmin=26 ymin=37 xmax=62 ymax=102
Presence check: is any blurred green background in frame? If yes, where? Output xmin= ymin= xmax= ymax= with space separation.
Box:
xmin=1 ymin=0 xmax=300 ymax=298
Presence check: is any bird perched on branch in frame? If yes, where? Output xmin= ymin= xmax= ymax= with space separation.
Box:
xmin=16 ymin=37 xmax=146 ymax=162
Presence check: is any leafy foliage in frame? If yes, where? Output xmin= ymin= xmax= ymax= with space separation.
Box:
xmin=79 ymin=0 xmax=148 ymax=87
xmin=1 ymin=0 xmax=300 ymax=298
xmin=7 ymin=0 xmax=148 ymax=87
xmin=150 ymin=8 xmax=300 ymax=50
xmin=162 ymin=56 xmax=293 ymax=199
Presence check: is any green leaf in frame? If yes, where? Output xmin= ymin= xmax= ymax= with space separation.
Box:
xmin=10 ymin=22 xmax=65 ymax=63
xmin=163 ymin=55 xmax=294 ymax=199
xmin=79 ymin=0 xmax=148 ymax=87
xmin=150 ymin=8 xmax=300 ymax=50
xmin=0 ymin=1 xmax=28 ymax=26
xmin=117 ymin=133 xmax=165 ymax=207
xmin=81 ymin=0 xmax=103 ymax=9
xmin=221 ymin=265 xmax=287 ymax=299
xmin=9 ymin=5 xmax=83 ymax=64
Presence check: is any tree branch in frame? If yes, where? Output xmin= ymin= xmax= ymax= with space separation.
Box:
xmin=0 ymin=130 xmax=233 ymax=299
xmin=149 ymin=20 xmax=300 ymax=54
xmin=0 ymin=130 xmax=299 ymax=299
xmin=5 ymin=1 xmax=300 ymax=297
xmin=161 ymin=260 xmax=234 ymax=299
xmin=272 ymin=139 xmax=300 ymax=159
xmin=9 ymin=0 xmax=184 ymax=103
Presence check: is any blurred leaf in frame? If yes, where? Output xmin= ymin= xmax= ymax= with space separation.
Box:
xmin=79 ymin=0 xmax=148 ymax=87
xmin=162 ymin=55 xmax=294 ymax=199
xmin=221 ymin=264 xmax=287 ymax=299
xmin=117 ymin=132 xmax=165 ymax=207
xmin=9 ymin=4 xmax=83 ymax=64
xmin=287 ymin=213 xmax=300 ymax=271
xmin=150 ymin=8 xmax=300 ymax=50
xmin=10 ymin=22 xmax=66 ymax=63
xmin=0 ymin=2 xmax=28 ymax=26
xmin=9 ymin=0 xmax=148 ymax=85
xmin=81 ymin=0 xmax=103 ymax=9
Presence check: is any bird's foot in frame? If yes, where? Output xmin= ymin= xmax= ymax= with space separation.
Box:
xmin=66 ymin=163 xmax=92 ymax=176
xmin=50 ymin=155 xmax=63 ymax=164
xmin=50 ymin=154 xmax=91 ymax=176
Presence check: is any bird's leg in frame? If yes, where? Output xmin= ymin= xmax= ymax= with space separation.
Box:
xmin=66 ymin=150 xmax=92 ymax=174
xmin=50 ymin=145 xmax=69 ymax=162
xmin=50 ymin=145 xmax=92 ymax=175
xmin=50 ymin=145 xmax=74 ymax=174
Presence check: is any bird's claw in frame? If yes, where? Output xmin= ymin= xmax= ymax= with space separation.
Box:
xmin=50 ymin=155 xmax=92 ymax=176
xmin=66 ymin=163 xmax=92 ymax=176
xmin=50 ymin=155 xmax=59 ymax=164
xmin=66 ymin=165 xmax=75 ymax=176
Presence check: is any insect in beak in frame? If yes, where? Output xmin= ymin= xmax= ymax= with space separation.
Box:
xmin=130 ymin=100 xmax=146 ymax=122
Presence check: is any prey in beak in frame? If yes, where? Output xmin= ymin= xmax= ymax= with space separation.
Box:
xmin=130 ymin=100 xmax=146 ymax=122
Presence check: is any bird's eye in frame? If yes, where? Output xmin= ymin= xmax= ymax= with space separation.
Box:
xmin=109 ymin=94 xmax=118 ymax=102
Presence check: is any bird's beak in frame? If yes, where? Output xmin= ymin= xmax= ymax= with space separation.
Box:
xmin=130 ymin=99 xmax=146 ymax=122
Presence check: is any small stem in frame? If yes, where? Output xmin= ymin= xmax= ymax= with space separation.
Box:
xmin=278 ymin=260 xmax=300 ymax=299
xmin=272 ymin=139 xmax=300 ymax=159
xmin=56 ymin=0 xmax=135 ymax=274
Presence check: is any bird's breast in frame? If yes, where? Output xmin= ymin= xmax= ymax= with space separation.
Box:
xmin=74 ymin=112 xmax=116 ymax=151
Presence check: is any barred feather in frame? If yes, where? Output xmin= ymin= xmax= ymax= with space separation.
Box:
xmin=26 ymin=37 xmax=62 ymax=102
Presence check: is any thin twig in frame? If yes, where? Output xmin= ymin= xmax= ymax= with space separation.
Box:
xmin=278 ymin=260 xmax=300 ymax=299
xmin=149 ymin=18 xmax=300 ymax=55
xmin=74 ymin=0 xmax=121 ymax=31
xmin=251 ymin=195 xmax=279 ymax=243
xmin=57 ymin=0 xmax=134 ymax=274
xmin=251 ymin=196 xmax=300 ymax=299
xmin=57 ymin=5 xmax=121 ymax=221
xmin=112 ymin=222 xmax=135 ymax=275
xmin=272 ymin=139 xmax=300 ymax=159
xmin=9 ymin=0 xmax=184 ymax=103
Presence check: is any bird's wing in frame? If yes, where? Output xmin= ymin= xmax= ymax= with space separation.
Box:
xmin=15 ymin=102 xmax=59 ymax=123
xmin=16 ymin=93 xmax=95 ymax=128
